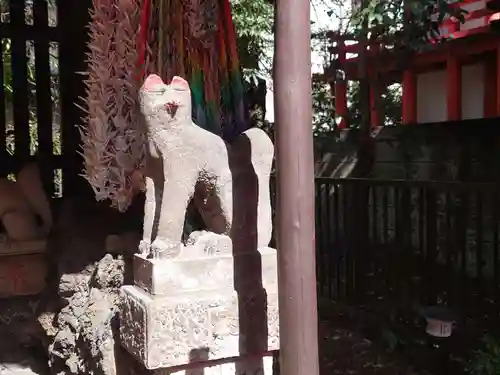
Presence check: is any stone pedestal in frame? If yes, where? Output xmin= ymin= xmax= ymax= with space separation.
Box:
xmin=119 ymin=247 xmax=279 ymax=374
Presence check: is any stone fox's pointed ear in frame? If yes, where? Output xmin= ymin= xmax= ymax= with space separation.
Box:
xmin=170 ymin=76 xmax=189 ymax=89
xmin=143 ymin=74 xmax=164 ymax=91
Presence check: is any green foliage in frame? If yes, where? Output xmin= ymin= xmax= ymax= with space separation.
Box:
xmin=2 ymin=38 xmax=40 ymax=156
xmin=352 ymin=0 xmax=467 ymax=49
xmin=230 ymin=0 xmax=464 ymax=133
xmin=231 ymin=0 xmax=273 ymax=128
xmin=231 ymin=0 xmax=273 ymax=84
xmin=309 ymin=0 xmax=466 ymax=132
xmin=466 ymin=336 xmax=500 ymax=375
xmin=312 ymin=79 xmax=335 ymax=135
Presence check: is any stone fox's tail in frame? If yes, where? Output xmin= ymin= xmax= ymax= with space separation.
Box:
xmin=230 ymin=127 xmax=274 ymax=249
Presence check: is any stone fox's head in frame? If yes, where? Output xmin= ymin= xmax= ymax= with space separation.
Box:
xmin=139 ymin=74 xmax=192 ymax=123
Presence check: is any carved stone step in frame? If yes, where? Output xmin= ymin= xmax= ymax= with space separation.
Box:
xmin=134 ymin=247 xmax=278 ymax=296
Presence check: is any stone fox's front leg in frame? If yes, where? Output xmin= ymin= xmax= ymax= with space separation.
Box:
xmin=139 ymin=176 xmax=155 ymax=255
xmin=151 ymin=160 xmax=198 ymax=258
xmin=139 ymin=175 xmax=163 ymax=255
xmin=139 ymin=156 xmax=164 ymax=256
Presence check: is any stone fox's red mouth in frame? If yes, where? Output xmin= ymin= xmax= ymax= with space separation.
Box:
xmin=165 ymin=102 xmax=179 ymax=117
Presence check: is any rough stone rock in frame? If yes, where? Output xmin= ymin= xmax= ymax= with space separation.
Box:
xmin=47 ymin=253 xmax=127 ymax=375
xmin=0 ymin=327 xmax=49 ymax=375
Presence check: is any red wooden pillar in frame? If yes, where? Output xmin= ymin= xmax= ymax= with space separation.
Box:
xmin=496 ymin=46 xmax=500 ymax=115
xmin=369 ymin=44 xmax=381 ymax=128
xmin=335 ymin=38 xmax=348 ymax=129
xmin=402 ymin=70 xmax=417 ymax=124
xmin=446 ymin=54 xmax=461 ymax=121
xmin=401 ymin=0 xmax=416 ymax=124
xmin=445 ymin=19 xmax=461 ymax=121
xmin=370 ymin=86 xmax=380 ymax=127
xmin=484 ymin=57 xmax=497 ymax=117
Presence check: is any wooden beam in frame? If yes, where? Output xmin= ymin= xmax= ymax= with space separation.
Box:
xmin=342 ymin=31 xmax=500 ymax=80
xmin=274 ymin=0 xmax=320 ymax=372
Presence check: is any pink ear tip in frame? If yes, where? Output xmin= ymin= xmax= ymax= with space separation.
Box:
xmin=170 ymin=76 xmax=189 ymax=87
xmin=143 ymin=74 xmax=164 ymax=90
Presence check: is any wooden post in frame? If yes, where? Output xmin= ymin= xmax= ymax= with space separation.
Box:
xmin=274 ymin=0 xmax=320 ymax=371
xmin=57 ymin=0 xmax=92 ymax=197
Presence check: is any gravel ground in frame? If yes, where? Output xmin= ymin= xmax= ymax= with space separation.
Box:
xmin=318 ymin=318 xmax=430 ymax=375
xmin=0 ymin=296 xmax=432 ymax=375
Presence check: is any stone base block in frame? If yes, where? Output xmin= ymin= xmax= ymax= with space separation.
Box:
xmin=0 ymin=253 xmax=47 ymax=298
xmin=0 ymin=237 xmax=46 ymax=256
xmin=119 ymin=284 xmax=279 ymax=370
xmin=134 ymin=247 xmax=277 ymax=296
xmin=152 ymin=355 xmax=275 ymax=375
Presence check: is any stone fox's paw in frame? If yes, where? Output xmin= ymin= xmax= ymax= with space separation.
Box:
xmin=150 ymin=237 xmax=182 ymax=258
xmin=138 ymin=239 xmax=151 ymax=256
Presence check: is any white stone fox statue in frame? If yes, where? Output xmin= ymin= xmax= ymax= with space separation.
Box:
xmin=138 ymin=74 xmax=273 ymax=259
xmin=138 ymin=74 xmax=233 ymax=258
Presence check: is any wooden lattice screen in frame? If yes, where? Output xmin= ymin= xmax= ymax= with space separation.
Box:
xmin=0 ymin=0 xmax=91 ymax=198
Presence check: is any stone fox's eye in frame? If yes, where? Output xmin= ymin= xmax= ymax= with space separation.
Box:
xmin=146 ymin=87 xmax=166 ymax=95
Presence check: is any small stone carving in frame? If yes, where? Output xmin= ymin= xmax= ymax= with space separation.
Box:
xmin=0 ymin=162 xmax=53 ymax=242
xmin=138 ymin=74 xmax=274 ymax=259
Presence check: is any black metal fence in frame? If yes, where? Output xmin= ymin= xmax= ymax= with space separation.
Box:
xmin=302 ymin=178 xmax=500 ymax=329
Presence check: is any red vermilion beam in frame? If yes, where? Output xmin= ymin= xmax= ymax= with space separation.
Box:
xmin=342 ymin=29 xmax=498 ymax=79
